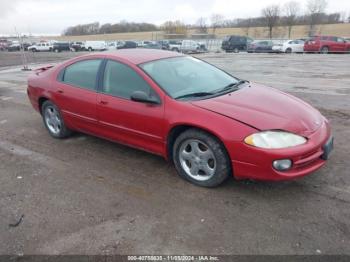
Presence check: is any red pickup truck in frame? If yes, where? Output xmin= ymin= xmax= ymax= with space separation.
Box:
xmin=304 ymin=36 xmax=350 ymax=54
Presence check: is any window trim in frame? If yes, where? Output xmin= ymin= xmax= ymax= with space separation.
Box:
xmin=57 ymin=58 xmax=104 ymax=91
xmin=98 ymin=58 xmax=161 ymax=104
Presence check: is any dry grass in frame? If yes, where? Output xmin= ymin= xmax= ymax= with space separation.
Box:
xmin=46 ymin=23 xmax=350 ymax=41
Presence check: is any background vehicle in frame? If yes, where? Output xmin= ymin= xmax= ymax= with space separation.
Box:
xmin=0 ymin=39 xmax=10 ymax=51
xmin=70 ymin=42 xmax=85 ymax=52
xmin=28 ymin=42 xmax=53 ymax=52
xmin=156 ymin=40 xmax=170 ymax=50
xmin=107 ymin=41 xmax=124 ymax=50
xmin=142 ymin=42 xmax=163 ymax=49
xmin=304 ymin=36 xmax=350 ymax=53
xmin=180 ymin=40 xmax=201 ymax=53
xmin=52 ymin=42 xmax=71 ymax=52
xmin=222 ymin=35 xmax=253 ymax=53
xmin=85 ymin=41 xmax=107 ymax=51
xmin=169 ymin=40 xmax=182 ymax=52
xmin=247 ymin=40 xmax=274 ymax=53
xmin=137 ymin=40 xmax=152 ymax=47
xmin=117 ymin=41 xmax=137 ymax=49
xmin=6 ymin=42 xmax=31 ymax=51
xmin=7 ymin=43 xmax=21 ymax=52
xmin=272 ymin=39 xmax=305 ymax=53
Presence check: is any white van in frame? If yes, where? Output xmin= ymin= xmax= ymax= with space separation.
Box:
xmin=85 ymin=41 xmax=107 ymax=51
xmin=180 ymin=40 xmax=201 ymax=53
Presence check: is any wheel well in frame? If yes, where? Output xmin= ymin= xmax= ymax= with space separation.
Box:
xmin=38 ymin=97 xmax=49 ymax=114
xmin=166 ymin=125 xmax=229 ymax=162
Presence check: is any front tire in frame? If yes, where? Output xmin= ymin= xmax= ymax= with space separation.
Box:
xmin=173 ymin=129 xmax=231 ymax=187
xmin=42 ymin=100 xmax=72 ymax=139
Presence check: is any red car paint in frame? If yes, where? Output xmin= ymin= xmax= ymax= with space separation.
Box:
xmin=304 ymin=35 xmax=350 ymax=53
xmin=27 ymin=49 xmax=332 ymax=181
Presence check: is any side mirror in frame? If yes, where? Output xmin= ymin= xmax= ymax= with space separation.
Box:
xmin=131 ymin=91 xmax=160 ymax=104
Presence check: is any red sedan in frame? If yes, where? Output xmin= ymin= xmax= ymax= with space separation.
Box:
xmin=304 ymin=35 xmax=350 ymax=53
xmin=27 ymin=49 xmax=333 ymax=187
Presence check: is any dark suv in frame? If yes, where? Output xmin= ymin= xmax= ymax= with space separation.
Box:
xmin=52 ymin=42 xmax=71 ymax=53
xmin=222 ymin=35 xmax=253 ymax=53
xmin=117 ymin=41 xmax=137 ymax=49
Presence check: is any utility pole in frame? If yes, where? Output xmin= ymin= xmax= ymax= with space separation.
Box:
xmin=15 ymin=27 xmax=31 ymax=71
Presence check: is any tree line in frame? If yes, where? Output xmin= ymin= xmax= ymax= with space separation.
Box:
xmin=63 ymin=0 xmax=348 ymax=38
xmin=63 ymin=21 xmax=157 ymax=36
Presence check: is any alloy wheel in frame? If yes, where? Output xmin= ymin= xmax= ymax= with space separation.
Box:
xmin=44 ymin=106 xmax=62 ymax=135
xmin=179 ymin=139 xmax=216 ymax=181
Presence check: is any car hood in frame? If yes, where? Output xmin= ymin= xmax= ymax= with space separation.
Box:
xmin=190 ymin=83 xmax=323 ymax=137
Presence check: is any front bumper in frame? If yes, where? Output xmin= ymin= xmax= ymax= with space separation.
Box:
xmin=229 ymin=121 xmax=332 ymax=181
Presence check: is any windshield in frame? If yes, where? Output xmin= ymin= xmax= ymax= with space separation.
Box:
xmin=140 ymin=56 xmax=239 ymax=99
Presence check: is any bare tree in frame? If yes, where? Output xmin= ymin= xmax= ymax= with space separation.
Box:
xmin=306 ymin=0 xmax=328 ymax=36
xmin=339 ymin=11 xmax=347 ymax=23
xmin=242 ymin=18 xmax=252 ymax=36
xmin=196 ymin=17 xmax=208 ymax=34
xmin=211 ymin=14 xmax=224 ymax=35
xmin=162 ymin=20 xmax=187 ymax=35
xmin=262 ymin=5 xmax=281 ymax=39
xmin=284 ymin=1 xmax=300 ymax=38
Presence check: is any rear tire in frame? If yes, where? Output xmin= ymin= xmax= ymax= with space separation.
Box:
xmin=88 ymin=47 xmax=93 ymax=52
xmin=320 ymin=46 xmax=329 ymax=54
xmin=285 ymin=48 xmax=292 ymax=54
xmin=41 ymin=100 xmax=72 ymax=139
xmin=173 ymin=128 xmax=231 ymax=187
xmin=233 ymin=47 xmax=239 ymax=53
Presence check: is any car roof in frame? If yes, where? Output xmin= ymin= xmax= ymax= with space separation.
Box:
xmin=101 ymin=49 xmax=184 ymax=65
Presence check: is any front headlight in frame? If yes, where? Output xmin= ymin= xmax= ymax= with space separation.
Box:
xmin=244 ymin=131 xmax=307 ymax=149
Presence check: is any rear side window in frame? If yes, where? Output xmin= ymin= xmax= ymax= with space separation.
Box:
xmin=336 ymin=37 xmax=345 ymax=43
xmin=102 ymin=60 xmax=151 ymax=99
xmin=62 ymin=59 xmax=102 ymax=90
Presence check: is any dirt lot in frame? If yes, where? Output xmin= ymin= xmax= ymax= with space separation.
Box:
xmin=0 ymin=51 xmax=350 ymax=255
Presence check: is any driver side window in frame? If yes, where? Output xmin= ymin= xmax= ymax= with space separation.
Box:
xmin=103 ymin=60 xmax=152 ymax=99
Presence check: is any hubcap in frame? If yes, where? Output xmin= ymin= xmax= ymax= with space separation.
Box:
xmin=44 ymin=106 xmax=62 ymax=135
xmin=179 ymin=139 xmax=216 ymax=181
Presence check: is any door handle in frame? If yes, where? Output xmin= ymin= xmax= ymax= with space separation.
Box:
xmin=57 ymin=89 xmax=64 ymax=94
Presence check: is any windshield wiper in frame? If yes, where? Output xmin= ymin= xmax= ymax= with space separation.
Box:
xmin=213 ymin=80 xmax=248 ymax=94
xmin=175 ymin=92 xmax=214 ymax=100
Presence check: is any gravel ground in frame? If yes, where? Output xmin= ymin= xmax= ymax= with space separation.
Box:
xmin=0 ymin=51 xmax=349 ymax=256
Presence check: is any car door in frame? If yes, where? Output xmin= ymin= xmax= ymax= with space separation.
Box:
xmin=37 ymin=43 xmax=44 ymax=51
xmin=54 ymin=58 xmax=103 ymax=133
xmin=295 ymin=40 xmax=304 ymax=52
xmin=96 ymin=59 xmax=166 ymax=155
xmin=335 ymin=37 xmax=347 ymax=52
xmin=257 ymin=41 xmax=268 ymax=52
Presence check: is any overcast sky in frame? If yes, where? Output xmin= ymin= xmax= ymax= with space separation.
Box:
xmin=0 ymin=0 xmax=349 ymax=35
